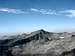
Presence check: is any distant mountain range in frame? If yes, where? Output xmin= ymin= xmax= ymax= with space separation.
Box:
xmin=0 ymin=29 xmax=75 ymax=56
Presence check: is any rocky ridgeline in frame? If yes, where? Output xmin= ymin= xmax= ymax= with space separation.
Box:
xmin=0 ymin=29 xmax=75 ymax=56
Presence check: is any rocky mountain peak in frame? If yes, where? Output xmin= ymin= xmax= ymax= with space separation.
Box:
xmin=30 ymin=29 xmax=49 ymax=36
xmin=38 ymin=29 xmax=46 ymax=32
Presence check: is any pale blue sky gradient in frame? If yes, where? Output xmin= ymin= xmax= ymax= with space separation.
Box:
xmin=0 ymin=0 xmax=75 ymax=33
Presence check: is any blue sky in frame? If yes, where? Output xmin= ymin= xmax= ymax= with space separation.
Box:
xmin=0 ymin=0 xmax=75 ymax=33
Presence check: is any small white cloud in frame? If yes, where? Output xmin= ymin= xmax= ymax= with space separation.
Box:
xmin=30 ymin=8 xmax=57 ymax=15
xmin=59 ymin=10 xmax=75 ymax=17
xmin=0 ymin=8 xmax=25 ymax=14
xmin=30 ymin=8 xmax=39 ymax=12
xmin=0 ymin=8 xmax=8 ymax=12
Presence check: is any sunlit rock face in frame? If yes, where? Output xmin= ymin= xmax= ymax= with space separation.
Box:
xmin=1 ymin=29 xmax=75 ymax=56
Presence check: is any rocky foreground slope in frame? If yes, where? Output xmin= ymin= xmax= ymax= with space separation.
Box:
xmin=0 ymin=29 xmax=75 ymax=56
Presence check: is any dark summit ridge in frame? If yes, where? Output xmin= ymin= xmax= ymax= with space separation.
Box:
xmin=36 ymin=29 xmax=48 ymax=33
xmin=30 ymin=29 xmax=49 ymax=36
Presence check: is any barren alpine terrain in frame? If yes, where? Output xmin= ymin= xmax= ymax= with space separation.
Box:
xmin=0 ymin=29 xmax=75 ymax=56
